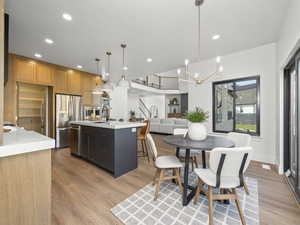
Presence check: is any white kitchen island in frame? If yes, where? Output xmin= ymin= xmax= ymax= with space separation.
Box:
xmin=0 ymin=128 xmax=55 ymax=225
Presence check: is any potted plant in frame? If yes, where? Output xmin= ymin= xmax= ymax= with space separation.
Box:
xmin=185 ymin=107 xmax=209 ymax=141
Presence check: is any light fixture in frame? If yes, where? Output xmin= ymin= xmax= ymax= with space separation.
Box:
xmin=92 ymin=58 xmax=103 ymax=95
xmin=34 ymin=53 xmax=42 ymax=58
xmin=212 ymin=34 xmax=221 ymax=40
xmin=147 ymin=58 xmax=152 ymax=63
xmin=178 ymin=0 xmax=224 ymax=85
xmin=117 ymin=44 xmax=130 ymax=88
xmin=177 ymin=68 xmax=181 ymax=75
xmin=62 ymin=13 xmax=72 ymax=21
xmin=45 ymin=38 xmax=54 ymax=44
xmin=101 ymin=52 xmax=115 ymax=92
xmin=76 ymin=65 xmax=82 ymax=69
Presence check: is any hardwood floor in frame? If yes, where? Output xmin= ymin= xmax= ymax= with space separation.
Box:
xmin=52 ymin=134 xmax=300 ymax=225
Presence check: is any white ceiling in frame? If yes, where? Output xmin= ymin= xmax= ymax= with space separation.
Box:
xmin=6 ymin=0 xmax=289 ymax=80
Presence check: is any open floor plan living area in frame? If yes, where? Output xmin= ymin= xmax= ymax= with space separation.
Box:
xmin=1 ymin=0 xmax=300 ymax=225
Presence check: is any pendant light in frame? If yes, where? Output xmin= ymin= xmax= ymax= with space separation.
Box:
xmin=101 ymin=51 xmax=114 ymax=92
xmin=117 ymin=43 xmax=130 ymax=88
xmin=178 ymin=0 xmax=224 ymax=85
xmin=92 ymin=58 xmax=103 ymax=95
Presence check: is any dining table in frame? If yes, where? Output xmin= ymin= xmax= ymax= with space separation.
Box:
xmin=164 ymin=134 xmax=235 ymax=206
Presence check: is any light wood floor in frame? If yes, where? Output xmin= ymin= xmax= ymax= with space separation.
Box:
xmin=52 ymin=134 xmax=300 ymax=225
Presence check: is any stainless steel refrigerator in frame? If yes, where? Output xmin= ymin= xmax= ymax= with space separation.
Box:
xmin=55 ymin=94 xmax=82 ymax=148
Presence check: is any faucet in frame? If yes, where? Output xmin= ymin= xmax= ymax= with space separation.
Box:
xmin=102 ymin=105 xmax=110 ymax=122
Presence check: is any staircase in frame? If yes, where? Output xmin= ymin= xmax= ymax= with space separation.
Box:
xmin=138 ymin=98 xmax=158 ymax=119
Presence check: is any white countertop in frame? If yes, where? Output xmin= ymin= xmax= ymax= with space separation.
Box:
xmin=0 ymin=129 xmax=55 ymax=158
xmin=70 ymin=121 xmax=146 ymax=129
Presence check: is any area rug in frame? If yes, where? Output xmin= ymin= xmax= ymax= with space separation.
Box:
xmin=111 ymin=172 xmax=259 ymax=225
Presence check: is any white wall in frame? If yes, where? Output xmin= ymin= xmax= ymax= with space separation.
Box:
xmin=161 ymin=43 xmax=277 ymax=164
xmin=276 ymin=0 xmax=300 ymax=173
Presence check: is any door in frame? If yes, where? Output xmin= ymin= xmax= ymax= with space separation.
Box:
xmin=284 ymin=52 xmax=300 ymax=202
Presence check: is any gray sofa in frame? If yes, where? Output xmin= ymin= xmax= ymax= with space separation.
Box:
xmin=150 ymin=118 xmax=188 ymax=134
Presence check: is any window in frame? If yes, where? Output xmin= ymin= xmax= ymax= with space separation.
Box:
xmin=212 ymin=76 xmax=260 ymax=136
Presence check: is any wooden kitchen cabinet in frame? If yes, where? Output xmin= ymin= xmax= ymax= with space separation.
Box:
xmin=36 ymin=63 xmax=54 ymax=85
xmin=67 ymin=70 xmax=81 ymax=94
xmin=15 ymin=56 xmax=36 ymax=83
xmin=54 ymin=68 xmax=69 ymax=93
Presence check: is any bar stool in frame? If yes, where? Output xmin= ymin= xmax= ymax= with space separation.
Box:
xmin=137 ymin=120 xmax=150 ymax=162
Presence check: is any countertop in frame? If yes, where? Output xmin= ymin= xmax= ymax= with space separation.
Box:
xmin=0 ymin=128 xmax=55 ymax=158
xmin=70 ymin=121 xmax=146 ymax=129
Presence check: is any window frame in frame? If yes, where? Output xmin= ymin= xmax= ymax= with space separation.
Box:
xmin=212 ymin=75 xmax=261 ymax=136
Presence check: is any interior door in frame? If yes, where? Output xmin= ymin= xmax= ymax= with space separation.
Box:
xmin=296 ymin=53 xmax=300 ymax=195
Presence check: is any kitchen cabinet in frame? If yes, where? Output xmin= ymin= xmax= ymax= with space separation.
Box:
xmin=15 ymin=57 xmax=36 ymax=83
xmin=36 ymin=63 xmax=53 ymax=85
xmin=67 ymin=70 xmax=81 ymax=94
xmin=79 ymin=125 xmax=137 ymax=177
xmin=54 ymin=68 xmax=69 ymax=93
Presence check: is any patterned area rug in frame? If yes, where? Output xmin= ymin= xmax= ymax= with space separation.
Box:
xmin=111 ymin=173 xmax=259 ymax=225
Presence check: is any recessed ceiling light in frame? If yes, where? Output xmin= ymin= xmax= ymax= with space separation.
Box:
xmin=62 ymin=13 xmax=72 ymax=21
xmin=212 ymin=34 xmax=221 ymax=40
xmin=34 ymin=53 xmax=42 ymax=58
xmin=76 ymin=65 xmax=82 ymax=69
xmin=45 ymin=38 xmax=54 ymax=44
xmin=146 ymin=58 xmax=152 ymax=63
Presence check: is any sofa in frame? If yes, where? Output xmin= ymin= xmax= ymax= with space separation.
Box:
xmin=150 ymin=118 xmax=188 ymax=134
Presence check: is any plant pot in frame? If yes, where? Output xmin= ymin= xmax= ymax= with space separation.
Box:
xmin=188 ymin=122 xmax=207 ymax=141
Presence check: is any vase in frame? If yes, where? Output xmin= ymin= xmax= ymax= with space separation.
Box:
xmin=188 ymin=122 xmax=207 ymax=141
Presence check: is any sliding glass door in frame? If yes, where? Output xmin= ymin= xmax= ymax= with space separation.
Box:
xmin=284 ymin=51 xmax=300 ymax=201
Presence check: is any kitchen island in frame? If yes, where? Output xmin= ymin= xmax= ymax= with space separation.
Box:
xmin=70 ymin=121 xmax=145 ymax=178
xmin=0 ymin=128 xmax=55 ymax=225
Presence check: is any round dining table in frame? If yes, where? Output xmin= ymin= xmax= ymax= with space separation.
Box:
xmin=164 ymin=134 xmax=235 ymax=206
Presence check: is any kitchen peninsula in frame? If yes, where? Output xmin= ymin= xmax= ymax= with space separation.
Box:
xmin=70 ymin=121 xmax=145 ymax=177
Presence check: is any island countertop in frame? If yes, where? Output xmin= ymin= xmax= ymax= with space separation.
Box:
xmin=0 ymin=128 xmax=55 ymax=158
xmin=70 ymin=120 xmax=146 ymax=129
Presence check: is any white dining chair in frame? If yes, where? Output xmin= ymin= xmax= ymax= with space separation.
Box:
xmin=173 ymin=128 xmax=200 ymax=170
xmin=227 ymin=132 xmax=252 ymax=195
xmin=194 ymin=147 xmax=253 ymax=225
xmin=227 ymin=132 xmax=251 ymax=147
xmin=146 ymin=133 xmax=183 ymax=200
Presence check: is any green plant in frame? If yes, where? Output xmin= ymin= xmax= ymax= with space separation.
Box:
xmin=185 ymin=107 xmax=209 ymax=123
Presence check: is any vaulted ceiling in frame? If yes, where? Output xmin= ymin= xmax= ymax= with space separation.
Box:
xmin=6 ymin=0 xmax=289 ymax=80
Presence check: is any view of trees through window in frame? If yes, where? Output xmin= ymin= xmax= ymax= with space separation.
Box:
xmin=213 ymin=76 xmax=260 ymax=136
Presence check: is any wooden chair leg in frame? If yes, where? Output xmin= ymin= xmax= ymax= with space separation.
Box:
xmin=191 ymin=157 xmax=195 ymax=171
xmin=141 ymin=140 xmax=146 ymax=155
xmin=243 ymin=182 xmax=250 ymax=195
xmin=208 ymin=186 xmax=214 ymax=225
xmin=233 ymin=189 xmax=247 ymax=225
xmin=152 ymin=168 xmax=160 ymax=186
xmin=175 ymin=168 xmax=183 ymax=192
xmin=154 ymin=169 xmax=164 ymax=200
xmin=194 ymin=179 xmax=202 ymax=204
xmin=194 ymin=156 xmax=199 ymax=168
xmin=143 ymin=140 xmax=150 ymax=163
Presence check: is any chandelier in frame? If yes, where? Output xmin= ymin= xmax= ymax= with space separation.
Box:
xmin=178 ymin=0 xmax=224 ymax=85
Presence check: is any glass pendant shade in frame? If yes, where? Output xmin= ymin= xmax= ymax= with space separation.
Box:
xmin=118 ymin=43 xmax=130 ymax=88
xmin=117 ymin=76 xmax=130 ymax=87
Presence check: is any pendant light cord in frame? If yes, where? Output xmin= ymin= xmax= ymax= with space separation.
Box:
xmin=198 ymin=4 xmax=201 ymax=60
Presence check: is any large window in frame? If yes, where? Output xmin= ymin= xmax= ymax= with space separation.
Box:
xmin=212 ymin=76 xmax=260 ymax=136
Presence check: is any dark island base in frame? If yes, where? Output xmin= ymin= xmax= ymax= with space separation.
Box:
xmin=76 ymin=126 xmax=138 ymax=178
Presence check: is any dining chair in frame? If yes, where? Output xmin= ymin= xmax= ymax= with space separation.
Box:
xmin=146 ymin=133 xmax=183 ymax=200
xmin=193 ymin=147 xmax=253 ymax=225
xmin=227 ymin=132 xmax=251 ymax=195
xmin=137 ymin=120 xmax=150 ymax=162
xmin=227 ymin=132 xmax=251 ymax=147
xmin=173 ymin=128 xmax=200 ymax=170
